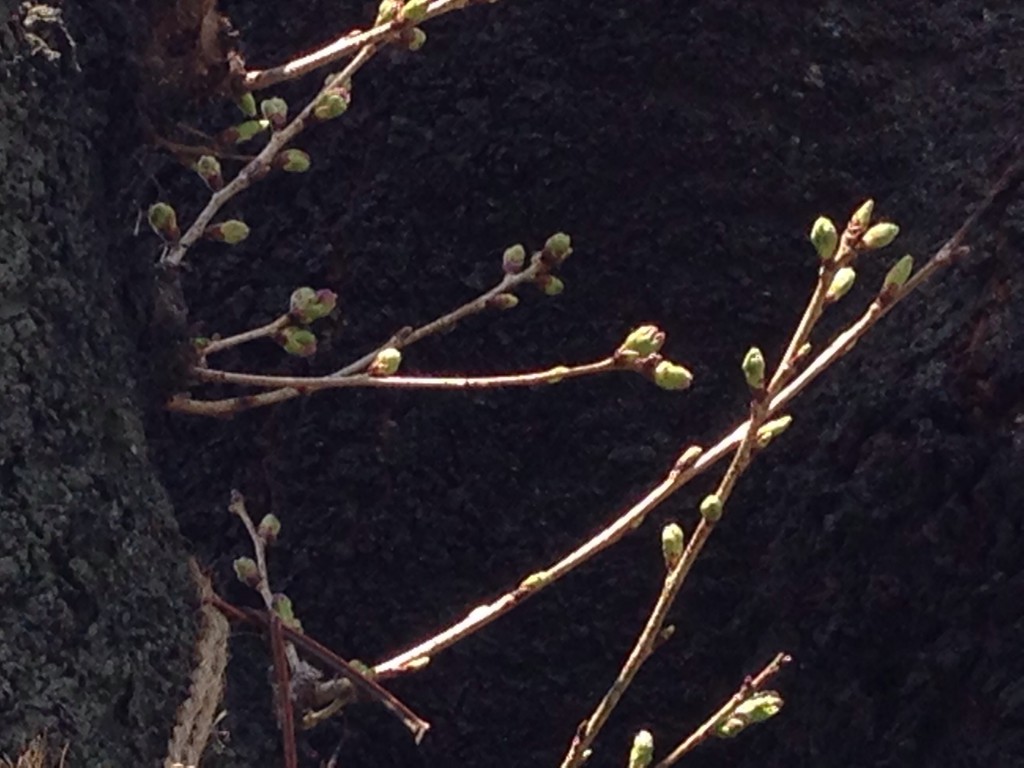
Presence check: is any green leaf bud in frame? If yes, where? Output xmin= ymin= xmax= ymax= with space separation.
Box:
xmin=275 ymin=148 xmax=311 ymax=173
xmin=369 ymin=347 xmax=402 ymax=376
xmin=289 ymin=287 xmax=338 ymax=324
xmin=661 ymin=523 xmax=684 ymax=571
xmin=236 ymin=92 xmax=257 ymax=117
xmin=621 ymin=325 xmax=666 ymax=356
xmin=487 ymin=293 xmax=520 ymax=311
xmin=222 ymin=119 xmax=269 ymax=144
xmin=542 ymin=232 xmax=573 ymax=262
xmin=276 ymin=326 xmax=318 ymax=357
xmin=628 ymin=730 xmax=654 ymax=768
xmin=809 ymin=216 xmax=838 ymax=262
xmin=700 ymin=493 xmax=723 ymax=522
xmin=653 ymin=360 xmax=693 ymax=391
xmin=851 ymin=199 xmax=874 ymax=229
xmin=257 ymin=513 xmax=282 ymax=545
xmin=195 ymin=155 xmax=224 ymax=190
xmin=260 ymin=97 xmax=289 ymax=129
xmin=147 ymin=202 xmax=180 ymax=241
xmin=404 ymin=26 xmax=427 ymax=51
xmin=861 ymin=222 xmax=900 ymax=250
xmin=756 ymin=415 xmax=792 ymax=448
xmin=204 ymin=219 xmax=250 ymax=244
xmin=314 ymin=91 xmax=350 ymax=121
xmin=375 ymin=0 xmax=402 ymax=25
xmin=271 ymin=593 xmax=303 ymax=632
xmin=882 ymin=254 xmax=914 ymax=292
xmin=401 ymin=0 xmax=430 ymax=24
xmin=826 ymin=266 xmax=856 ymax=302
xmin=742 ymin=346 xmax=765 ymax=389
xmin=232 ymin=556 xmax=260 ymax=588
xmin=538 ymin=275 xmax=565 ymax=296
xmin=716 ymin=691 xmax=784 ymax=738
xmin=502 ymin=243 xmax=526 ymax=274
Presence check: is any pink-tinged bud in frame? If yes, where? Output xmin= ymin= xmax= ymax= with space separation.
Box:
xmin=147 ymin=202 xmax=180 ymax=241
xmin=487 ymin=293 xmax=519 ymax=310
xmin=260 ymin=97 xmax=289 ymax=129
xmin=276 ymin=326 xmax=317 ymax=357
xmin=289 ymin=287 xmax=338 ymax=324
xmin=368 ymin=347 xmax=402 ymax=376
xmin=314 ymin=91 xmax=350 ymax=121
xmin=542 ymin=232 xmax=572 ymax=263
xmin=257 ymin=513 xmax=282 ymax=545
xmin=233 ymin=557 xmax=260 ymax=588
xmin=195 ymin=155 xmax=224 ymax=191
xmin=204 ymin=220 xmax=250 ymax=244
xmin=502 ymin=244 xmax=526 ymax=274
xmin=275 ymin=148 xmax=311 ymax=173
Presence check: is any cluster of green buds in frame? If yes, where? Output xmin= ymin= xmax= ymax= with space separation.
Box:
xmin=813 ymin=200 xmax=904 ymax=306
xmin=314 ymin=85 xmax=351 ymax=121
xmin=613 ymin=324 xmax=693 ymax=391
xmin=715 ymin=691 xmax=784 ymax=738
xmin=289 ymin=286 xmax=337 ymax=324
xmin=203 ymin=219 xmax=250 ymax=244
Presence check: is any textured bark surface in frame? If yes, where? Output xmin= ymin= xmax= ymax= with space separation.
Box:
xmin=0 ymin=1 xmax=195 ymax=764
xmin=4 ymin=0 xmax=1023 ymax=766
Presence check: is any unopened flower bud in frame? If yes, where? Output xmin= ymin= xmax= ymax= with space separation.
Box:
xmin=195 ymin=155 xmax=224 ymax=190
xmin=221 ymin=119 xmax=269 ymax=145
xmin=716 ymin=691 xmax=784 ymax=738
xmin=204 ymin=219 xmax=250 ymax=244
xmin=260 ymin=97 xmax=288 ymax=129
xmin=314 ymin=91 xmax=350 ymax=121
xmin=882 ymin=254 xmax=914 ymax=292
xmin=276 ymin=326 xmax=317 ymax=357
xmin=700 ymin=493 xmax=723 ymax=522
xmin=289 ymin=287 xmax=337 ymax=323
xmin=826 ymin=266 xmax=856 ymax=302
xmin=850 ymin=198 xmax=874 ymax=229
xmin=742 ymin=346 xmax=765 ymax=389
xmin=257 ymin=513 xmax=282 ymax=545
xmin=542 ymin=232 xmax=572 ymax=262
xmin=275 ymin=148 xmax=311 ymax=173
xmin=661 ymin=523 xmax=684 ymax=571
xmin=756 ymin=415 xmax=792 ymax=448
xmin=502 ymin=244 xmax=526 ymax=274
xmin=236 ymin=92 xmax=257 ymax=117
xmin=404 ymin=26 xmax=427 ymax=51
xmin=653 ymin=360 xmax=693 ymax=391
xmin=861 ymin=222 xmax=899 ymax=250
xmin=375 ymin=0 xmax=401 ymax=25
xmin=233 ymin=557 xmax=260 ymax=587
xmin=628 ymin=730 xmax=654 ymax=768
xmin=621 ymin=325 xmax=666 ymax=356
xmin=538 ymin=275 xmax=564 ymax=296
xmin=369 ymin=347 xmax=402 ymax=376
xmin=810 ymin=216 xmax=838 ymax=262
xmin=147 ymin=202 xmax=179 ymax=241
xmin=487 ymin=293 xmax=519 ymax=310
xmin=401 ymin=0 xmax=430 ymax=23
xmin=271 ymin=593 xmax=303 ymax=632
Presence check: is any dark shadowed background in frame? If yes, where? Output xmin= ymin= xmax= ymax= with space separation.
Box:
xmin=2 ymin=1 xmax=1022 ymax=766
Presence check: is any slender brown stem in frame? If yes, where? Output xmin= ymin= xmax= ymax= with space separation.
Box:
xmin=243 ymin=0 xmax=500 ymax=92
xmin=201 ymin=314 xmax=291 ymax=359
xmin=269 ymin=616 xmax=299 ymax=768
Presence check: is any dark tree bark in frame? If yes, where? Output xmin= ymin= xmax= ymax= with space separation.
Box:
xmin=3 ymin=1 xmax=1023 ymax=767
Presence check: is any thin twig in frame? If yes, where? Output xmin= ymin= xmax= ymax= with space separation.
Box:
xmin=200 ymin=314 xmax=291 ymax=359
xmin=242 ymin=0 xmax=500 ymax=92
xmin=372 ymin=152 xmax=1024 ymax=677
xmin=654 ymin=652 xmax=791 ymax=767
xmin=269 ymin=615 xmax=299 ymax=768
